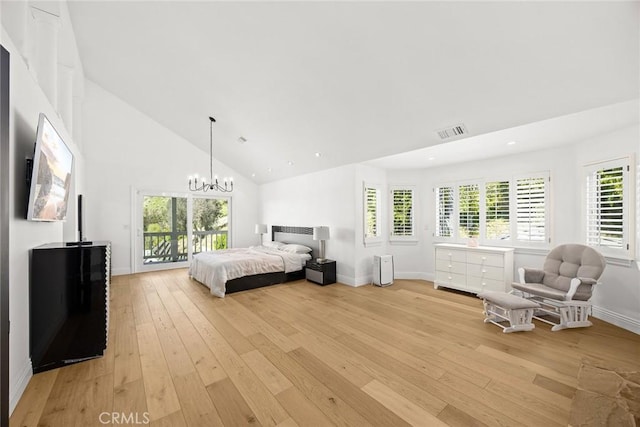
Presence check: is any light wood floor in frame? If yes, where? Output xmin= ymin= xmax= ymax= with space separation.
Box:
xmin=10 ymin=269 xmax=640 ymax=427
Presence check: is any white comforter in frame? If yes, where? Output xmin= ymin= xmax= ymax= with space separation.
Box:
xmin=188 ymin=246 xmax=308 ymax=297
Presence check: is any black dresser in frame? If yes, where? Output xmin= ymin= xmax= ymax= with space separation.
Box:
xmin=30 ymin=242 xmax=111 ymax=373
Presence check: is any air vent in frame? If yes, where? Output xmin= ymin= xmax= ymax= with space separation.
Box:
xmin=436 ymin=123 xmax=468 ymax=140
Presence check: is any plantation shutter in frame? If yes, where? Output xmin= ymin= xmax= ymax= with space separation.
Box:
xmin=585 ymin=163 xmax=625 ymax=251
xmin=435 ymin=186 xmax=454 ymax=237
xmin=364 ymin=187 xmax=379 ymax=238
xmin=458 ymin=184 xmax=479 ymax=238
xmin=516 ymin=176 xmax=547 ymax=242
xmin=485 ymin=181 xmax=510 ymax=240
xmin=391 ymin=188 xmax=414 ymax=237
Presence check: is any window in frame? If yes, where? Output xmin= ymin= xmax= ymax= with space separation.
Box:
xmin=138 ymin=192 xmax=231 ymax=272
xmin=515 ymin=175 xmax=549 ymax=243
xmin=364 ymin=185 xmax=381 ymax=244
xmin=584 ymin=156 xmax=634 ymax=259
xmin=390 ymin=187 xmax=415 ymax=240
xmin=192 ymin=197 xmax=229 ymax=254
xmin=485 ymin=180 xmax=510 ymax=240
xmin=458 ymin=184 xmax=479 ymax=238
xmin=142 ymin=195 xmax=188 ymax=264
xmin=435 ymin=185 xmax=454 ymax=237
xmin=434 ymin=172 xmax=549 ymax=246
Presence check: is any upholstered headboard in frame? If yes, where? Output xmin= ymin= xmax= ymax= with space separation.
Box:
xmin=271 ymin=225 xmax=318 ymax=258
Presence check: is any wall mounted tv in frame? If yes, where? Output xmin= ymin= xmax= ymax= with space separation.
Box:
xmin=26 ymin=113 xmax=74 ymax=221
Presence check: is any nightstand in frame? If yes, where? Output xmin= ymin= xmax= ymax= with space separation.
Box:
xmin=305 ymin=259 xmax=336 ymax=285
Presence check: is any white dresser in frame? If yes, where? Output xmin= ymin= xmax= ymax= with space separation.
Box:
xmin=434 ymin=243 xmax=514 ymax=293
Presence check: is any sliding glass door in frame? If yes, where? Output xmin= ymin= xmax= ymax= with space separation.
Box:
xmin=142 ymin=195 xmax=188 ymax=265
xmin=192 ymin=197 xmax=228 ymax=255
xmin=136 ymin=192 xmax=230 ymax=272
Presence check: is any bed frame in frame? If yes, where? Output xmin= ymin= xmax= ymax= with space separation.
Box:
xmin=225 ymin=225 xmax=316 ymax=294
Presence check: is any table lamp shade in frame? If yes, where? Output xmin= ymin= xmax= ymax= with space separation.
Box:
xmin=255 ymin=224 xmax=267 ymax=234
xmin=313 ymin=226 xmax=330 ymax=241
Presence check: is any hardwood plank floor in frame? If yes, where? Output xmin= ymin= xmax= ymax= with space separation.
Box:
xmin=10 ymin=269 xmax=640 ymax=426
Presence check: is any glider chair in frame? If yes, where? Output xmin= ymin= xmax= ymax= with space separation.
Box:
xmin=511 ymin=244 xmax=606 ymax=331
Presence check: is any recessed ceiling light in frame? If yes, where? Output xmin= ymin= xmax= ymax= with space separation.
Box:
xmin=507 ymin=141 xmax=516 ymax=145
xmin=287 ymin=161 xmax=294 ymax=166
xmin=251 ymin=173 xmax=256 ymax=178
xmin=428 ymin=156 xmax=435 ymax=161
xmin=238 ymin=136 xmax=247 ymax=144
xmin=267 ymin=168 xmax=272 ymax=173
xmin=315 ymin=152 xmax=322 ymax=157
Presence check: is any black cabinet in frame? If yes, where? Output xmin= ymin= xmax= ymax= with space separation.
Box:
xmin=30 ymin=242 xmax=110 ymax=373
xmin=305 ymin=259 xmax=336 ymax=285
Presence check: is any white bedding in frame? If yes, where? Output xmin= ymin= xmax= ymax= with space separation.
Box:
xmin=188 ymin=246 xmax=311 ymax=297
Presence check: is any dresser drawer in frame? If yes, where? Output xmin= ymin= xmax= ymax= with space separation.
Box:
xmin=435 ymin=248 xmax=466 ymax=263
xmin=435 ymin=271 xmax=466 ymax=288
xmin=466 ymin=251 xmax=505 ymax=267
xmin=466 ymin=264 xmax=504 ymax=281
xmin=467 ymin=276 xmax=508 ymax=293
xmin=435 ymin=259 xmax=466 ymax=275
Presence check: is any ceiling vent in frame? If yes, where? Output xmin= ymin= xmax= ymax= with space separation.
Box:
xmin=436 ymin=123 xmax=468 ymax=140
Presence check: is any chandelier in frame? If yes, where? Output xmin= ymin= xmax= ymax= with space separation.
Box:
xmin=188 ymin=116 xmax=233 ymax=193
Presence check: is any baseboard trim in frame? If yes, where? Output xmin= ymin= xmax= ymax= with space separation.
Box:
xmin=9 ymin=358 xmax=32 ymax=415
xmin=337 ymin=274 xmax=369 ymax=287
xmin=111 ymin=267 xmax=131 ymax=276
xmin=394 ymin=272 xmax=434 ymax=282
xmin=592 ymin=305 xmax=640 ymax=335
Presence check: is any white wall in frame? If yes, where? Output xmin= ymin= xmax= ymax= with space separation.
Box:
xmin=387 ymin=124 xmax=640 ymax=333
xmin=259 ymin=165 xmax=358 ymax=284
xmin=82 ymin=80 xmax=259 ymax=275
xmin=2 ymin=29 xmax=84 ymax=413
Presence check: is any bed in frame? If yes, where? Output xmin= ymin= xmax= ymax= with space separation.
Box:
xmin=188 ymin=225 xmax=316 ymax=297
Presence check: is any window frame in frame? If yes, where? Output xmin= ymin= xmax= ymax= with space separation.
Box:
xmin=363 ymin=183 xmax=383 ymax=246
xmin=582 ymin=155 xmax=635 ymax=260
xmin=513 ymin=172 xmax=551 ymax=247
xmin=434 ymin=183 xmax=455 ymax=240
xmin=389 ymin=185 xmax=417 ymax=243
xmin=433 ymin=171 xmax=551 ymax=248
xmin=457 ymin=181 xmax=480 ymax=239
xmin=484 ymin=179 xmax=511 ymax=242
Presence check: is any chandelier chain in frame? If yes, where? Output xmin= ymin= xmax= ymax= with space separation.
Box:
xmin=188 ymin=116 xmax=233 ymax=193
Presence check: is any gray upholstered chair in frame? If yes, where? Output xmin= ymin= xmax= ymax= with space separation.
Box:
xmin=511 ymin=244 xmax=606 ymax=331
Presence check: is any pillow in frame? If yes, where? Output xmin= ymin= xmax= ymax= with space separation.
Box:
xmin=263 ymin=241 xmax=286 ymax=250
xmin=281 ymin=243 xmax=313 ymax=254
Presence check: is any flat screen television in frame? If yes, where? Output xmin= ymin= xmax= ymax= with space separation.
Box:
xmin=26 ymin=113 xmax=74 ymax=221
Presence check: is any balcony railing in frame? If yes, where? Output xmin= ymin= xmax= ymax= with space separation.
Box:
xmin=143 ymin=230 xmax=228 ymax=264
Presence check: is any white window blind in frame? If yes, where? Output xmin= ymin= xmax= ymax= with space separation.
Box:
xmin=583 ymin=156 xmax=634 ymax=259
xmin=485 ymin=181 xmax=510 ymax=240
xmin=364 ymin=186 xmax=379 ymax=239
xmin=435 ymin=186 xmax=454 ymax=237
xmin=391 ymin=188 xmax=414 ymax=237
xmin=586 ymin=166 xmax=624 ymax=249
xmin=458 ymin=184 xmax=479 ymax=238
xmin=516 ymin=176 xmax=547 ymax=242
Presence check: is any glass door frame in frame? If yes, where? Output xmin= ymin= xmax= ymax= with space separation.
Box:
xmin=133 ymin=189 xmax=232 ymax=273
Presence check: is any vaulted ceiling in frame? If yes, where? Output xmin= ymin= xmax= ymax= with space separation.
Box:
xmin=68 ymin=1 xmax=639 ymax=183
